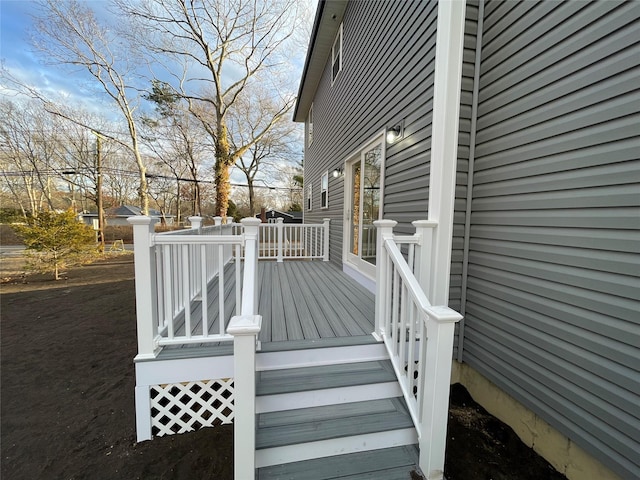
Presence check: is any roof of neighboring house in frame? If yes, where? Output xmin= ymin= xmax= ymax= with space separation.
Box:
xmin=255 ymin=210 xmax=302 ymax=220
xmin=292 ymin=0 xmax=348 ymax=122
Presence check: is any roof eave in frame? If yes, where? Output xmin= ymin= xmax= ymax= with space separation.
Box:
xmin=293 ymin=0 xmax=348 ymax=122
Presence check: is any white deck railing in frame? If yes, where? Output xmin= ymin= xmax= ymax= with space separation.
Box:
xmin=257 ymin=218 xmax=329 ymax=261
xmin=129 ymin=216 xmax=330 ymax=358
xmin=128 ymin=216 xmax=262 ymax=358
xmin=374 ymin=219 xmax=462 ymax=479
xmin=202 ymin=216 xmax=329 ymax=261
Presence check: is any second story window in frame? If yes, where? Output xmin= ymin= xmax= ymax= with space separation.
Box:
xmin=332 ymin=23 xmax=343 ymax=84
xmin=307 ymin=184 xmax=312 ymax=211
xmin=307 ymin=104 xmax=314 ymax=146
xmin=321 ymin=171 xmax=328 ymax=208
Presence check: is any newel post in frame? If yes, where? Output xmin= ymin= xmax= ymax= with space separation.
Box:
xmin=412 ymin=220 xmax=438 ymax=296
xmin=128 ymin=216 xmax=159 ymax=359
xmin=188 ymin=216 xmax=203 ymax=231
xmin=419 ymin=307 xmax=462 ymax=479
xmin=241 ymin=218 xmax=261 ymax=315
xmin=323 ymin=218 xmax=330 ymax=261
xmin=213 ymin=216 xmax=223 ymax=226
xmin=373 ymin=219 xmax=397 ymax=340
xmin=227 ymin=314 xmax=262 ymax=480
xmin=276 ymin=217 xmax=284 ymax=262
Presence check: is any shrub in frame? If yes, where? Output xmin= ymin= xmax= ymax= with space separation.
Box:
xmin=14 ymin=210 xmax=97 ymax=280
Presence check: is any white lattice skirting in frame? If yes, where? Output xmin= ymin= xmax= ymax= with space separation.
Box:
xmin=150 ymin=378 xmax=234 ymax=437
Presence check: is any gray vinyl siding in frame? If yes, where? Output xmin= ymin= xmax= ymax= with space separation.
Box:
xmin=304 ymin=0 xmax=438 ymax=266
xmin=451 ymin=0 xmax=480 ymax=358
xmin=460 ymin=1 xmax=640 ymax=478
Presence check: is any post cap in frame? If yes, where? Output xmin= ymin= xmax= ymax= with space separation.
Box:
xmin=240 ymin=218 xmax=262 ymax=226
xmin=373 ymin=219 xmax=397 ymax=228
xmin=127 ymin=215 xmax=156 ymax=225
xmin=227 ymin=315 xmax=263 ymax=335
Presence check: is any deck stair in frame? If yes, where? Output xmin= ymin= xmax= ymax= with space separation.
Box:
xmin=254 ymin=344 xmax=421 ymax=479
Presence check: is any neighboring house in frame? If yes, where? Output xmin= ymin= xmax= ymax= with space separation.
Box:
xmin=256 ymin=209 xmax=303 ymax=223
xmin=293 ymin=1 xmax=639 ymax=479
xmin=81 ymin=205 xmax=175 ymax=226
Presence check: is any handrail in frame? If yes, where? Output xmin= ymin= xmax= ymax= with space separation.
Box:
xmin=374 ymin=218 xmax=462 ymax=479
xmin=384 ymin=239 xmax=432 ymax=312
xmin=153 ymin=234 xmax=244 ymax=245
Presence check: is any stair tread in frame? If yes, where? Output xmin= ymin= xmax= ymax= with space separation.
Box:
xmin=257 ymin=445 xmax=420 ymax=480
xmin=256 ymin=397 xmax=413 ymax=449
xmin=257 ymin=360 xmax=396 ymax=396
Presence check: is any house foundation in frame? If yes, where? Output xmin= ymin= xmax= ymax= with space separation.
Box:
xmin=450 ymin=361 xmax=623 ymax=480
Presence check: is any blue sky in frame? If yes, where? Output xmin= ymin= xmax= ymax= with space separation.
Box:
xmin=1 ymin=1 xmax=46 ymax=91
xmin=0 ymin=0 xmax=313 ymax=108
xmin=0 ymin=0 xmax=113 ymax=107
xmin=1 ymin=0 xmax=312 ymax=191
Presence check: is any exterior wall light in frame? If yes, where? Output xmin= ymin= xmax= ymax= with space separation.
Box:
xmin=386 ymin=121 xmax=404 ymax=144
xmin=332 ymin=167 xmax=344 ymax=178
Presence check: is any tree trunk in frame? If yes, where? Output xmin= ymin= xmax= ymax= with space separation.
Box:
xmin=248 ymin=177 xmax=256 ymax=217
xmin=176 ymin=178 xmax=181 ymax=225
xmin=214 ymin=159 xmax=231 ymax=218
xmin=215 ymin=122 xmax=232 ymax=218
xmin=194 ymin=179 xmax=202 ymax=216
xmin=95 ymin=133 xmax=105 ymax=253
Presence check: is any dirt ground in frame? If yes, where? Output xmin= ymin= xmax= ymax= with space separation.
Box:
xmin=1 ymin=241 xmax=567 ymax=479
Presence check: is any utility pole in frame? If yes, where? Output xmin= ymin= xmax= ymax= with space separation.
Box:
xmin=94 ymin=132 xmax=105 ymax=253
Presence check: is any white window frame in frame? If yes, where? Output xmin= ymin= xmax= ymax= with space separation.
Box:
xmin=307 ymin=184 xmax=312 ymax=211
xmin=307 ymin=104 xmax=314 ymax=146
xmin=341 ymin=131 xmax=387 ymax=282
xmin=331 ymin=23 xmax=343 ymax=84
xmin=321 ymin=171 xmax=328 ymax=209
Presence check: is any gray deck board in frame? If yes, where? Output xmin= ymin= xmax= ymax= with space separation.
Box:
xmin=155 ymin=260 xmax=376 ymax=358
xmin=270 ymin=264 xmax=288 ymax=342
xmin=256 ymin=397 xmax=412 ymax=448
xmin=287 ymin=261 xmax=342 ymax=338
xmin=283 ymin=262 xmax=321 ymax=339
xmin=258 ymin=262 xmax=272 ymax=342
xmin=257 ymin=446 xmax=419 ymax=480
xmin=298 ymin=262 xmax=367 ymax=336
xmin=278 ymin=264 xmax=305 ymax=341
xmin=305 ymin=262 xmax=375 ymax=334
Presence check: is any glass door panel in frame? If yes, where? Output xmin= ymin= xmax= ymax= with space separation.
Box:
xmin=350 ymin=161 xmax=361 ymax=256
xmin=344 ymin=138 xmax=383 ymax=279
xmin=361 ymin=144 xmax=381 ymax=264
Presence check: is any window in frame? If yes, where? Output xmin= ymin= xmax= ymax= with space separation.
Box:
xmin=331 ymin=23 xmax=343 ymax=83
xmin=307 ymin=184 xmax=312 ymax=211
xmin=321 ymin=171 xmax=328 ymax=208
xmin=307 ymin=104 xmax=313 ymax=146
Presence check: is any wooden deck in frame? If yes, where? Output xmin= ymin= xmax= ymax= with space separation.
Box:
xmin=157 ymin=260 xmax=376 ymax=359
xmin=257 ymin=261 xmax=374 ymax=343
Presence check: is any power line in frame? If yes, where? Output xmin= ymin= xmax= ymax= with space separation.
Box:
xmin=0 ymin=168 xmax=302 ymax=191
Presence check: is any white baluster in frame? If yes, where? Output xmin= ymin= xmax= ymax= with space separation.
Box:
xmin=276 ymin=218 xmax=284 ymax=262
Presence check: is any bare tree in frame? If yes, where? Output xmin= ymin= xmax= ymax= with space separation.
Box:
xmin=0 ymin=99 xmax=65 ymax=216
xmin=231 ymin=90 xmax=297 ymax=216
xmin=30 ymin=0 xmax=151 ymax=214
xmin=117 ymin=0 xmax=301 ymax=218
xmin=143 ymin=80 xmax=211 ymax=219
